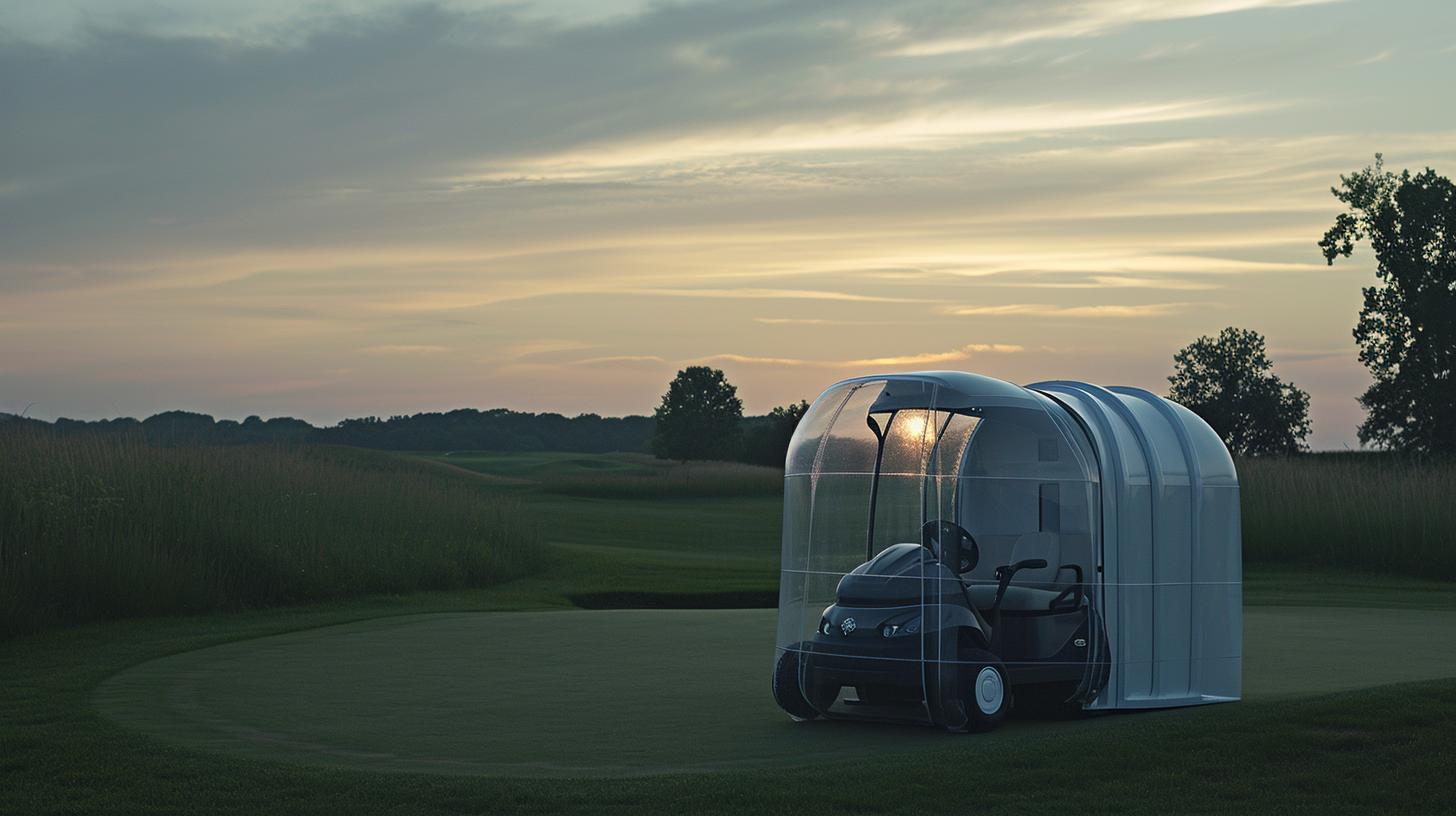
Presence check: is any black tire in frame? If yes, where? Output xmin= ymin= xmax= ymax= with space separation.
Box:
xmin=772 ymin=646 xmax=837 ymax=721
xmin=927 ymin=645 xmax=1011 ymax=733
xmin=922 ymin=626 xmax=964 ymax=729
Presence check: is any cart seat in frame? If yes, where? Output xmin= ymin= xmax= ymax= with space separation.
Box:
xmin=964 ymin=583 xmax=1068 ymax=613
xmin=963 ymin=532 xmax=1081 ymax=613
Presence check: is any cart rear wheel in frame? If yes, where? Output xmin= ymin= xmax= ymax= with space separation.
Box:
xmin=964 ymin=651 xmax=1011 ymax=731
xmin=772 ymin=646 xmax=837 ymax=721
xmin=971 ymin=665 xmax=1004 ymax=711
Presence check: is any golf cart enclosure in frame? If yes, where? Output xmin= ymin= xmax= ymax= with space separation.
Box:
xmin=773 ymin=372 xmax=1240 ymax=729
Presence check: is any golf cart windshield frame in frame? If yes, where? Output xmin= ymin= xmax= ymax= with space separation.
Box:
xmin=783 ymin=374 xmax=1099 ymax=585
xmin=781 ymin=372 xmax=1102 ymax=585
xmin=864 ymin=406 xmax=968 ymax=562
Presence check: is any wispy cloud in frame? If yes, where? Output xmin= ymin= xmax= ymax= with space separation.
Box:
xmin=631 ymin=288 xmax=930 ymax=303
xmin=753 ymin=317 xmax=837 ymax=325
xmin=944 ymin=303 xmax=1193 ymax=318
xmin=997 ymin=275 xmax=1220 ymax=290
xmin=751 ymin=317 xmax=905 ymax=325
xmin=701 ymin=353 xmax=809 ymax=367
xmin=1138 ymin=41 xmax=1204 ymax=60
xmin=1355 ymin=50 xmax=1392 ymax=65
xmin=771 ymin=251 xmax=1329 ymax=281
xmin=887 ymin=0 xmax=1339 ymax=57
xmin=463 ymin=98 xmax=1271 ymax=179
xmin=502 ymin=340 xmax=598 ymax=360
xmin=564 ymin=355 xmax=667 ymax=366
xmin=846 ymin=344 xmax=1025 ymax=367
xmin=360 ymin=344 xmax=451 ymax=355
xmin=702 ymin=343 xmax=1024 ymax=369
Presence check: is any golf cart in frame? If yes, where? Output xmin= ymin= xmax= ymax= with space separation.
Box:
xmin=772 ymin=372 xmax=1242 ymax=732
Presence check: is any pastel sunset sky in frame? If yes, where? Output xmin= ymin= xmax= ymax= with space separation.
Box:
xmin=4 ymin=0 xmax=1453 ymax=448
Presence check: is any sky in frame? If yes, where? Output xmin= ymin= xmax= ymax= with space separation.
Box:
xmin=2 ymin=0 xmax=1453 ymax=449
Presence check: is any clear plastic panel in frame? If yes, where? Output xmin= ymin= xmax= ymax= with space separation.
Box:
xmin=922 ymin=389 xmax=968 ymax=729
xmin=775 ymin=381 xmax=911 ymax=721
xmin=785 ymin=383 xmax=856 ymax=476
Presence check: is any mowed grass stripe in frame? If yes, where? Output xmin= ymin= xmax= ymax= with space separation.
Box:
xmin=93 ymin=605 xmax=1456 ymax=778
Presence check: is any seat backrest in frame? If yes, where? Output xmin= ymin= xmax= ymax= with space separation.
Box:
xmin=1007 ymin=531 xmax=1061 ymax=590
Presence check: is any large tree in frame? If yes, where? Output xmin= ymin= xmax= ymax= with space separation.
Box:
xmin=1168 ymin=327 xmax=1311 ymax=456
xmin=1321 ymin=155 xmax=1456 ymax=453
xmin=651 ymin=366 xmax=744 ymax=461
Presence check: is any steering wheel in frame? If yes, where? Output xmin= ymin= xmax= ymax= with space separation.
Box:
xmin=921 ymin=519 xmax=979 ymax=573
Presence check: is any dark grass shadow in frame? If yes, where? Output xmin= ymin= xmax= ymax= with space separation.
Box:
xmin=567 ymin=590 xmax=778 ymax=609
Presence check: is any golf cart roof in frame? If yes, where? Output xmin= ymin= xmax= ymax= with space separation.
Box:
xmin=818 ymin=370 xmax=1044 ymax=412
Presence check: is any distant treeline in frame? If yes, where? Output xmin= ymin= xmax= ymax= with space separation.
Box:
xmin=0 ymin=408 xmax=796 ymax=463
xmin=0 ymin=409 xmax=654 ymax=453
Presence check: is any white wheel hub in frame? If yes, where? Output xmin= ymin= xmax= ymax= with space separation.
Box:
xmin=974 ymin=666 xmax=1004 ymax=715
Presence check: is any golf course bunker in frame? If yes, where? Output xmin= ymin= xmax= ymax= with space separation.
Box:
xmin=95 ymin=607 xmax=1456 ymax=778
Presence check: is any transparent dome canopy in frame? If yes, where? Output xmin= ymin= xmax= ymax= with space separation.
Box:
xmin=772 ymin=372 xmax=1241 ymax=731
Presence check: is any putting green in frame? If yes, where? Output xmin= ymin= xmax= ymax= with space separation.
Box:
xmin=95 ymin=606 xmax=1456 ymax=778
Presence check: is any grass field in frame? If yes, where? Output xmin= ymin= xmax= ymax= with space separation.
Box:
xmin=429 ymin=450 xmax=783 ymax=498
xmin=542 ymin=459 xmax=782 ymax=499
xmin=1240 ymin=453 xmax=1456 ymax=579
xmin=92 ymin=605 xmax=1456 ymax=777
xmin=427 ymin=449 xmax=1456 ymax=589
xmin=0 ymin=431 xmax=541 ymax=636
xmin=5 ymin=552 xmax=1456 ymax=814
xmin=3 ymin=446 xmax=1456 ymax=814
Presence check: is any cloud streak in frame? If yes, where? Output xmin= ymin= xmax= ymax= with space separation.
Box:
xmin=994 ymin=275 xmax=1221 ymax=290
xmin=360 ymin=344 xmax=451 ymax=355
xmin=702 ymin=343 xmax=1025 ymax=369
xmin=564 ymin=355 xmax=667 ymax=366
xmin=630 ymin=288 xmax=931 ymax=303
xmin=463 ymin=98 xmax=1270 ymax=178
xmin=886 ymin=0 xmax=1339 ymax=57
xmin=944 ymin=303 xmax=1194 ymax=318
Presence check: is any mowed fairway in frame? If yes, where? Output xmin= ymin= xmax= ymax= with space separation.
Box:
xmin=95 ymin=605 xmax=1456 ymax=778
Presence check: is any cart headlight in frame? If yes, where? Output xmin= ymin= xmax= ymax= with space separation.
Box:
xmin=881 ymin=615 xmax=921 ymax=638
xmin=820 ymin=618 xmax=833 ymax=636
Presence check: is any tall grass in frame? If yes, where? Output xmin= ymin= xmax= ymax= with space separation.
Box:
xmin=1240 ymin=453 xmax=1456 ymax=579
xmin=542 ymin=460 xmax=783 ymax=499
xmin=0 ymin=430 xmax=542 ymax=636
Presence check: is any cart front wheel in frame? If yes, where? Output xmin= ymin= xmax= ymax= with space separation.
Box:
xmin=772 ymin=646 xmax=837 ymax=721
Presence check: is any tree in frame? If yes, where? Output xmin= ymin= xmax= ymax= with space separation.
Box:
xmin=1168 ymin=328 xmax=1311 ymax=456
xmin=140 ymin=410 xmax=217 ymax=445
xmin=651 ymin=366 xmax=744 ymax=461
xmin=740 ymin=400 xmax=810 ymax=466
xmin=1321 ymin=155 xmax=1456 ymax=453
